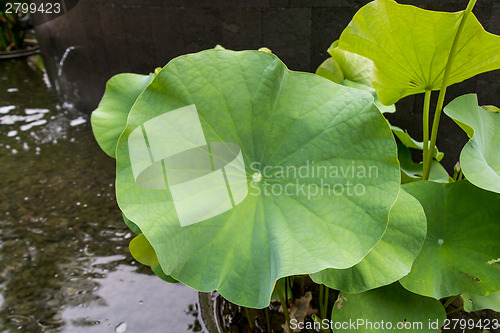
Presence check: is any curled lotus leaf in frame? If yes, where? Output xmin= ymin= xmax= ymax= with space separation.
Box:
xmin=317 ymin=43 xmax=395 ymax=114
xmin=91 ymin=73 xmax=154 ymax=157
xmin=444 ymin=94 xmax=500 ymax=194
xmin=129 ymin=233 xmax=160 ymax=267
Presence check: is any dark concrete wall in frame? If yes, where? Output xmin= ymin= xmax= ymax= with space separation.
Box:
xmin=33 ymin=0 xmax=500 ymax=170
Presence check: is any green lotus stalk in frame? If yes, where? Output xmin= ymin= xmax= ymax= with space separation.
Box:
xmin=422 ymin=89 xmax=432 ymax=170
xmin=265 ymin=307 xmax=271 ymax=332
xmin=319 ymin=283 xmax=325 ymax=318
xmin=245 ymin=308 xmax=255 ymax=330
xmin=423 ymin=0 xmax=477 ymax=179
xmin=277 ymin=279 xmax=292 ymax=331
xmin=323 ymin=285 xmax=330 ymax=321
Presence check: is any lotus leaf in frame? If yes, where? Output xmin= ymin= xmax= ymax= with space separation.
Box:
xmin=400 ymin=181 xmax=500 ymax=299
xmin=114 ymin=49 xmax=400 ymax=307
xmin=129 ymin=233 xmax=160 ymax=267
xmin=91 ymin=73 xmax=154 ymax=158
xmin=317 ymin=42 xmax=395 ymax=114
xmin=397 ymin=144 xmax=449 ymax=184
xmin=331 ymin=283 xmax=446 ymax=333
xmin=310 ymin=188 xmax=426 ymax=293
xmin=339 ymin=0 xmax=500 ymax=105
xmin=392 ymin=126 xmax=443 ymax=161
xmin=444 ymin=94 xmax=500 ymax=193
xmin=461 ymin=291 xmax=500 ymax=312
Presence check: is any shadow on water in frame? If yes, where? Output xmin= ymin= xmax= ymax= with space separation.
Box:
xmin=0 ymin=57 xmax=202 ymax=333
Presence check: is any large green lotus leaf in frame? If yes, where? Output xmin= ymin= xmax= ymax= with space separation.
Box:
xmin=397 ymin=144 xmax=449 ymax=184
xmin=462 ymin=291 xmax=500 ymax=312
xmin=400 ymin=181 xmax=500 ymax=299
xmin=91 ymin=73 xmax=154 ymax=157
xmin=114 ymin=49 xmax=400 ymax=308
xmin=338 ymin=0 xmax=500 ymax=105
xmin=392 ymin=126 xmax=443 ymax=161
xmin=331 ymin=283 xmax=446 ymax=332
xmin=310 ymin=188 xmax=426 ymax=293
xmin=443 ymin=94 xmax=500 ymax=194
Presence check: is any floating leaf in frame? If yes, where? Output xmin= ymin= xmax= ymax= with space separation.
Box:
xmin=310 ymin=188 xmax=426 ymax=293
xmin=129 ymin=233 xmax=159 ymax=267
xmin=392 ymin=126 xmax=443 ymax=161
xmin=339 ymin=0 xmax=500 ymax=105
xmin=113 ymin=49 xmax=400 ymax=307
xmin=91 ymin=73 xmax=154 ymax=157
xmin=462 ymin=291 xmax=500 ymax=312
xmin=397 ymin=144 xmax=449 ymax=184
xmin=444 ymin=94 xmax=500 ymax=194
xmin=331 ymin=283 xmax=446 ymax=333
xmin=400 ymin=181 xmax=500 ymax=299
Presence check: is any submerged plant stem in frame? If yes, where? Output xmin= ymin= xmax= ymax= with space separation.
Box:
xmin=277 ymin=279 xmax=292 ymax=331
xmin=423 ymin=0 xmax=477 ymax=179
xmin=422 ymin=89 xmax=432 ymax=170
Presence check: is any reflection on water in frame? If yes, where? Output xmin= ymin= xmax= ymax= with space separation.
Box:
xmin=0 ymin=57 xmax=202 ymax=332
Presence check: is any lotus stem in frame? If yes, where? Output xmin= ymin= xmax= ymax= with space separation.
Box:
xmin=319 ymin=284 xmax=325 ymax=319
xmin=423 ymin=0 xmax=477 ymax=179
xmin=422 ymin=89 xmax=432 ymax=172
xmin=323 ymin=286 xmax=329 ymax=321
xmin=245 ymin=307 xmax=255 ymax=330
xmin=277 ymin=279 xmax=292 ymax=331
xmin=265 ymin=307 xmax=271 ymax=333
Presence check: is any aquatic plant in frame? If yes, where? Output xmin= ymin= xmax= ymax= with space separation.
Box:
xmin=0 ymin=0 xmax=28 ymax=51
xmin=92 ymin=0 xmax=500 ymax=331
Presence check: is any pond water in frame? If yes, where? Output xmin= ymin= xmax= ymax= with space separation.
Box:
xmin=0 ymin=57 xmax=203 ymax=332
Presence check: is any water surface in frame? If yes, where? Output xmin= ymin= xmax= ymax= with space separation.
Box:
xmin=0 ymin=57 xmax=202 ymax=333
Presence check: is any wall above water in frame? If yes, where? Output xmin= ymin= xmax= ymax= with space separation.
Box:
xmin=33 ymin=0 xmax=500 ymax=170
